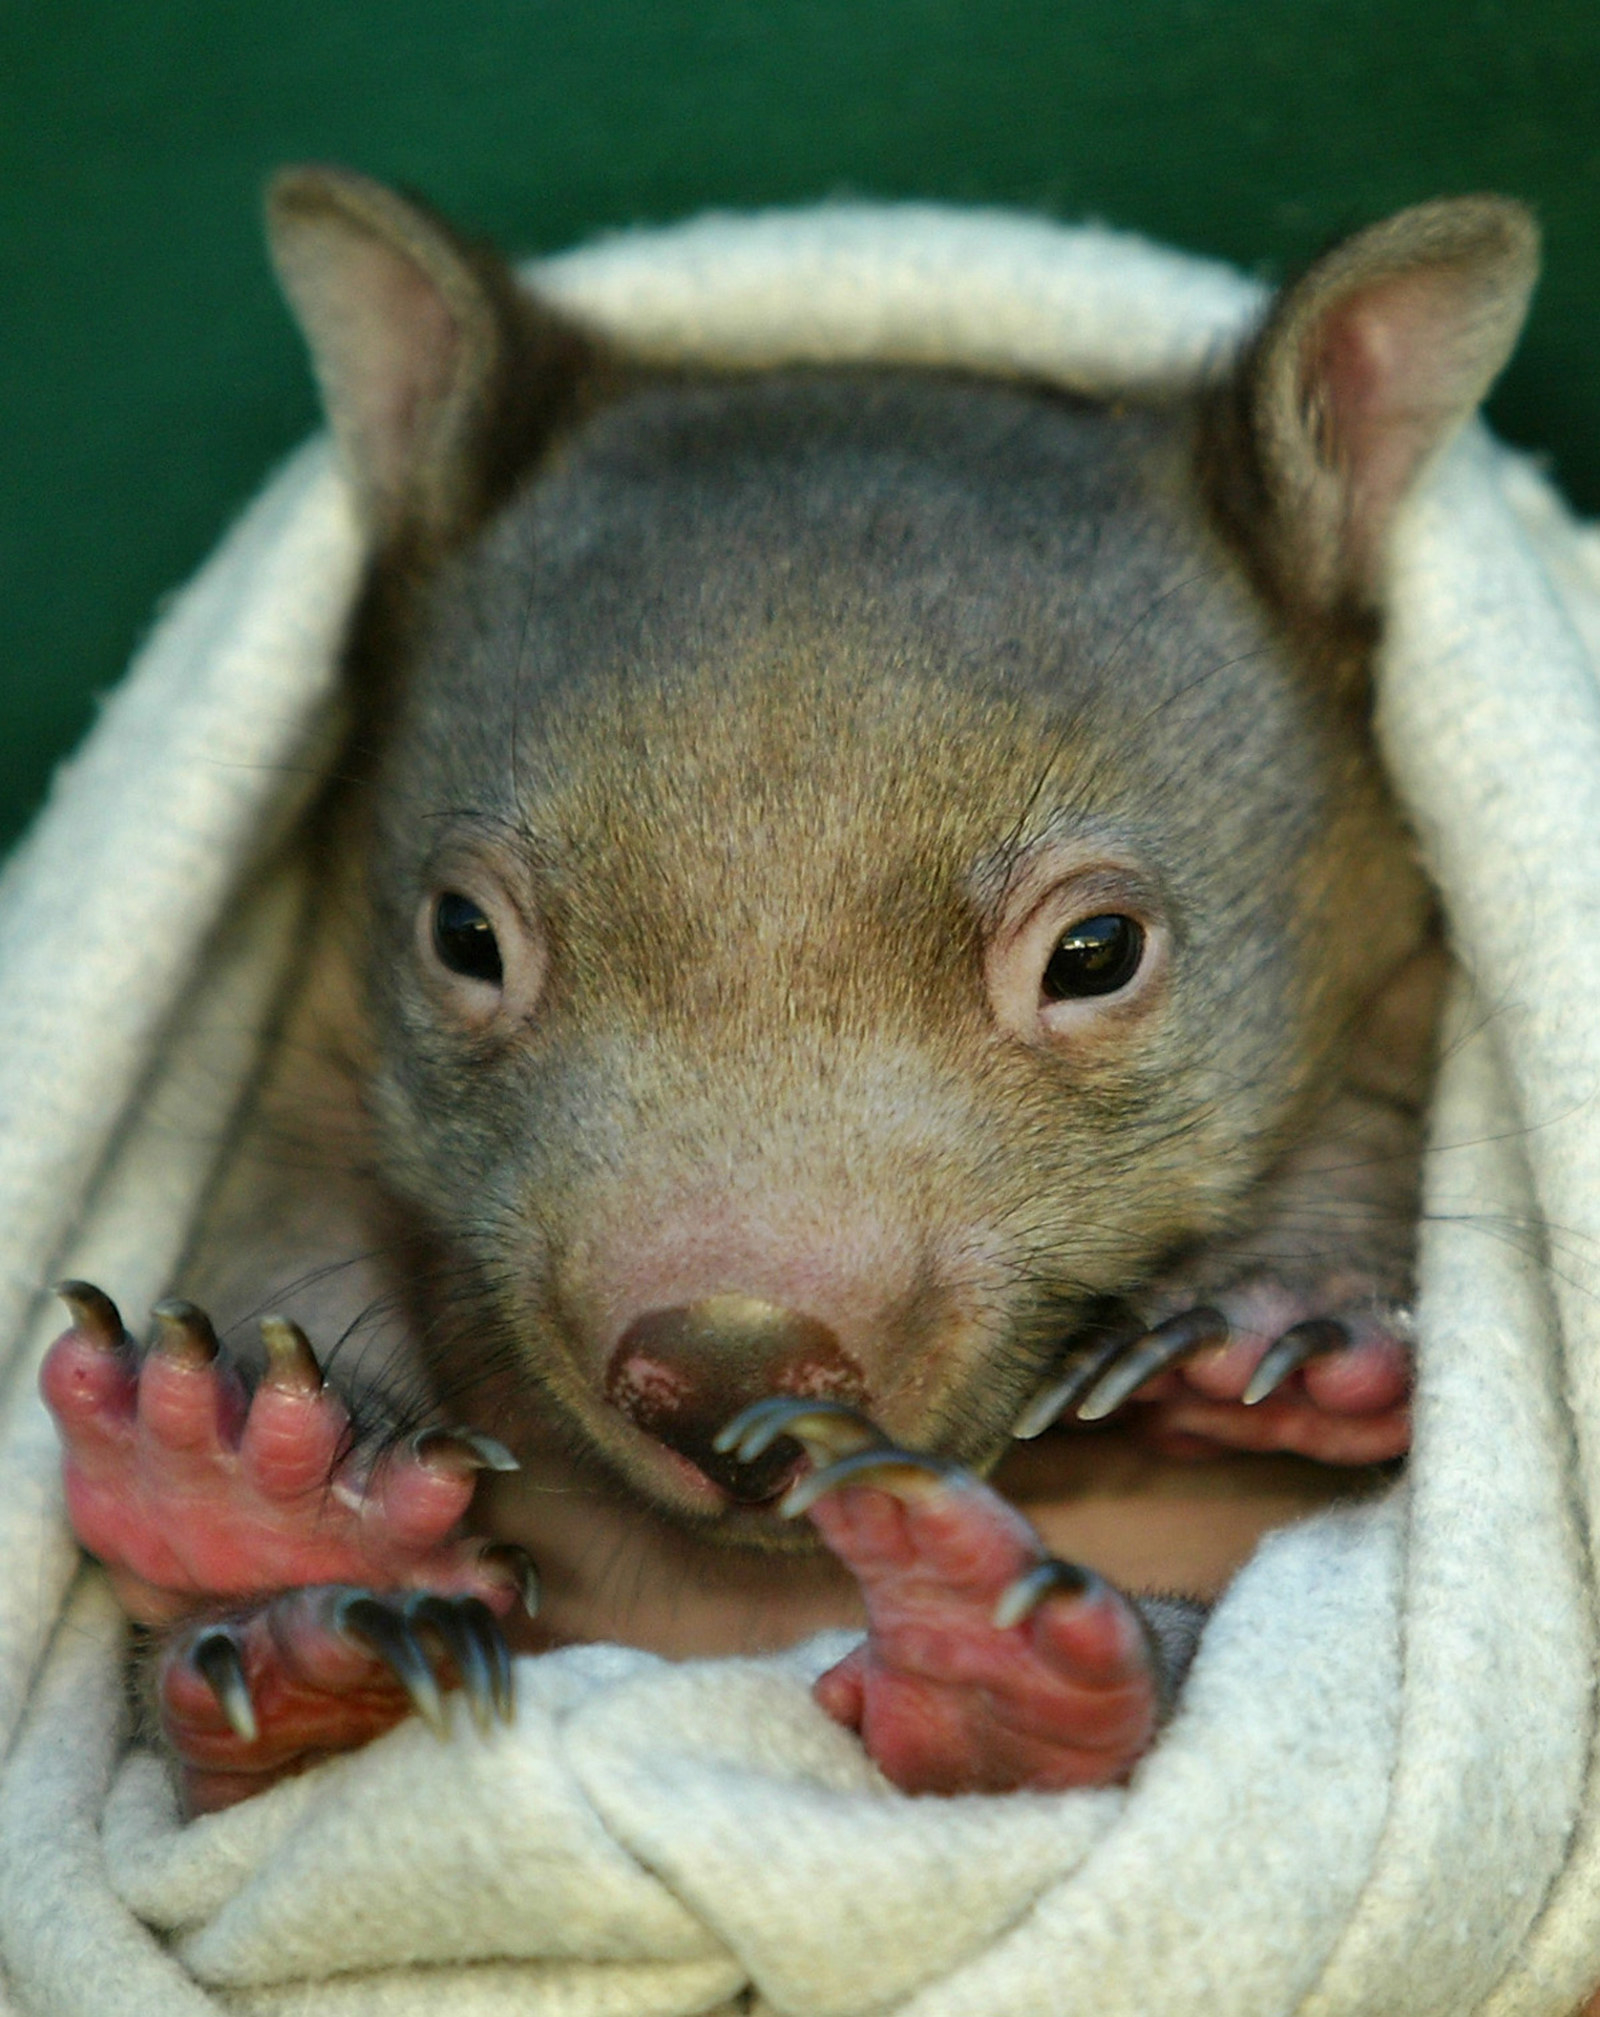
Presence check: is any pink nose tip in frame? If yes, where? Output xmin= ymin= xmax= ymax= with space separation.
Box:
xmin=606 ymin=1296 xmax=868 ymax=1503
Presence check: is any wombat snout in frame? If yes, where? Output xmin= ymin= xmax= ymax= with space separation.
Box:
xmin=606 ymin=1297 xmax=868 ymax=1502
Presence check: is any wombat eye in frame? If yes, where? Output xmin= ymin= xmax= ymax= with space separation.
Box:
xmin=432 ymin=893 xmax=503 ymax=984
xmin=1041 ymin=914 xmax=1144 ymax=1000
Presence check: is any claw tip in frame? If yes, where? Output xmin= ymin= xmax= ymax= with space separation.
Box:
xmin=480 ymin=1543 xmax=540 ymax=1618
xmin=149 ymin=1299 xmax=220 ymax=1365
xmin=259 ymin=1314 xmax=324 ymax=1392
xmin=1010 ymin=1382 xmax=1068 ymax=1441
xmin=992 ymin=1558 xmax=1093 ymax=1630
xmin=54 ymin=1280 xmax=125 ymax=1348
xmin=192 ymin=1629 xmax=259 ymax=1746
xmin=413 ymin=1427 xmax=520 ymax=1477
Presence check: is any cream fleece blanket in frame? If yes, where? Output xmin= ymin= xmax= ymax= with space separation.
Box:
xmin=1 ymin=203 xmax=1599 ymax=2017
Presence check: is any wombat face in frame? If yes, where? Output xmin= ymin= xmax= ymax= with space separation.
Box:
xmin=354 ymin=370 xmax=1420 ymax=1517
xmin=266 ymin=171 xmax=1535 ymax=1528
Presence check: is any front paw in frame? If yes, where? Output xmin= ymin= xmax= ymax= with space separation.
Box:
xmin=1014 ymin=1279 xmax=1412 ymax=1465
xmin=159 ymin=1583 xmax=523 ymax=1813
xmin=40 ymin=1282 xmax=522 ymax=1616
xmin=40 ymin=1282 xmax=543 ymax=1810
xmin=720 ymin=1399 xmax=1175 ymax=1795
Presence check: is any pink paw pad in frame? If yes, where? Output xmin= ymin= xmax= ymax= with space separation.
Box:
xmin=1011 ymin=1291 xmax=1412 ymax=1465
xmin=40 ymin=1283 xmax=516 ymax=1619
xmin=717 ymin=1399 xmax=1166 ymax=1795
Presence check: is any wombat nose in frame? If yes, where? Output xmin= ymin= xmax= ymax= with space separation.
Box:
xmin=606 ymin=1296 xmax=868 ymax=1503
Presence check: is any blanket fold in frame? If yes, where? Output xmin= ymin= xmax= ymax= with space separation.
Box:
xmin=2 ymin=203 xmax=1598 ymax=2016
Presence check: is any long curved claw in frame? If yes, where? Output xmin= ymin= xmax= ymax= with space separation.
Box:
xmin=411 ymin=1427 xmax=521 ymax=1476
xmin=778 ymin=1444 xmax=957 ymax=1519
xmin=467 ymin=1598 xmax=516 ymax=1724
xmin=1011 ymin=1328 xmax=1144 ymax=1439
xmin=992 ymin=1558 xmax=1095 ymax=1631
xmin=335 ymin=1592 xmax=449 ymax=1738
xmin=1241 ymin=1317 xmax=1350 ymax=1405
xmin=1075 ymin=1306 xmax=1230 ymax=1422
xmin=191 ymin=1626 xmax=258 ymax=1744
xmin=479 ymin=1542 xmax=541 ymax=1620
xmin=404 ymin=1593 xmax=511 ymax=1735
xmin=259 ymin=1314 xmax=324 ymax=1394
xmin=149 ymin=1298 xmax=221 ymax=1368
xmin=715 ymin=1395 xmax=887 ymax=1467
xmin=55 ymin=1280 xmax=130 ymax=1351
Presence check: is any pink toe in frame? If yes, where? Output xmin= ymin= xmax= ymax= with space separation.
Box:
xmin=1179 ymin=1337 xmax=1266 ymax=1401
xmin=372 ymin=1446 xmax=482 ymax=1549
xmin=1028 ymin=1578 xmax=1147 ymax=1686
xmin=39 ymin=1329 xmax=135 ymax=1439
xmin=814 ymin=1646 xmax=867 ymax=1728
xmin=136 ymin=1353 xmax=242 ymax=1457
xmin=241 ymin=1385 xmax=347 ymax=1499
xmin=1303 ymin=1335 xmax=1410 ymax=1413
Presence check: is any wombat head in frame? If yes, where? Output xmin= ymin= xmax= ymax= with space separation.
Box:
xmin=269 ymin=170 xmax=1534 ymax=1527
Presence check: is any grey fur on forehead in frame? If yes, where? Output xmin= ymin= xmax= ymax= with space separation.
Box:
xmin=378 ymin=365 xmax=1329 ymax=1045
xmin=407 ymin=368 xmax=1291 ymax=760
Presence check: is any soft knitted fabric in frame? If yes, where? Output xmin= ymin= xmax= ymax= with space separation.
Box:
xmin=0 ymin=204 xmax=1596 ymax=2016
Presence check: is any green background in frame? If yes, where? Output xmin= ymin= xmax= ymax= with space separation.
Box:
xmin=4 ymin=1 xmax=1598 ymax=853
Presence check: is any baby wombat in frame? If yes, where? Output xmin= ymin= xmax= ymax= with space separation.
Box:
xmin=42 ymin=171 xmax=1537 ymax=1814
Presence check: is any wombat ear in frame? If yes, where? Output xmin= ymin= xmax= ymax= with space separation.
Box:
xmin=266 ymin=165 xmax=596 ymax=546
xmin=1208 ymin=196 xmax=1538 ymax=614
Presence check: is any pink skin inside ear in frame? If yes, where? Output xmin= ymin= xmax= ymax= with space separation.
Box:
xmin=1307 ymin=266 xmax=1484 ymax=572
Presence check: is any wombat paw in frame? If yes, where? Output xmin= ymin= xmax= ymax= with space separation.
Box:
xmin=39 ymin=1282 xmax=528 ymax=1622
xmin=1012 ymin=1281 xmax=1412 ymax=1465
xmin=160 ymin=1583 xmax=523 ymax=1813
xmin=720 ymin=1399 xmax=1167 ymax=1794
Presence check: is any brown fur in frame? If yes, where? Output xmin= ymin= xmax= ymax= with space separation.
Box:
xmin=176 ymin=173 xmax=1534 ymax=1650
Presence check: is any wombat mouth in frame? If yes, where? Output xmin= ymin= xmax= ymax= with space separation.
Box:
xmin=644 ymin=1432 xmax=809 ymax=1512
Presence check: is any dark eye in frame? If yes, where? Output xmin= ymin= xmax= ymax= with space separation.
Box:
xmin=1040 ymin=914 xmax=1144 ymax=1000
xmin=432 ymin=893 xmax=503 ymax=984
